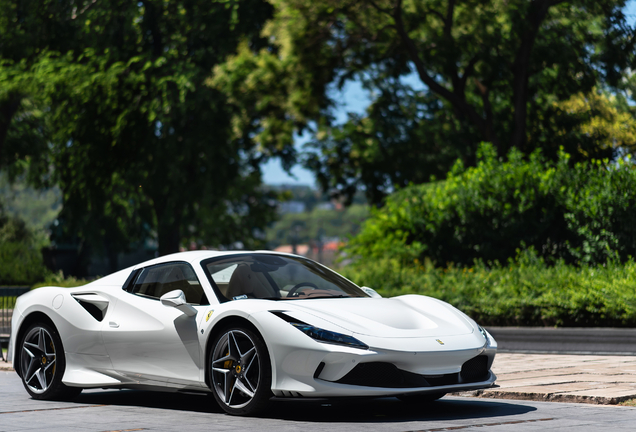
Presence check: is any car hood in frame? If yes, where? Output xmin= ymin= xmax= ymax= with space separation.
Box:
xmin=283 ymin=295 xmax=475 ymax=338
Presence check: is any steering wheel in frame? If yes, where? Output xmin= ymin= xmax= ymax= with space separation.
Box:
xmin=287 ymin=282 xmax=319 ymax=297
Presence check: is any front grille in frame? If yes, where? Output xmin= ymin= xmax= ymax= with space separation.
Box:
xmin=425 ymin=373 xmax=460 ymax=386
xmin=460 ymin=355 xmax=489 ymax=383
xmin=331 ymin=362 xmax=459 ymax=388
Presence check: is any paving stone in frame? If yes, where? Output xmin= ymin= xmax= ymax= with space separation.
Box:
xmin=497 ymin=374 xmax=636 ymax=388
xmin=468 ymin=353 xmax=636 ymax=405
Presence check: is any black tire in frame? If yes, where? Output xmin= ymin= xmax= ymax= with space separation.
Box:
xmin=398 ymin=392 xmax=446 ymax=403
xmin=208 ymin=326 xmax=272 ymax=416
xmin=18 ymin=322 xmax=82 ymax=400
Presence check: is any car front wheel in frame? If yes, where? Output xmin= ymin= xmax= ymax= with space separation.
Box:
xmin=18 ymin=322 xmax=82 ymax=400
xmin=209 ymin=327 xmax=272 ymax=415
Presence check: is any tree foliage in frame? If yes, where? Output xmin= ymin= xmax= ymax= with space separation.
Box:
xmin=1 ymin=0 xmax=284 ymax=268
xmin=0 ymin=204 xmax=47 ymax=285
xmin=226 ymin=0 xmax=636 ymax=204
xmin=266 ymin=203 xmax=369 ymax=248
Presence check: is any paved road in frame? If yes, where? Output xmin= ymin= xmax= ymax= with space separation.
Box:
xmin=2 ymin=371 xmax=636 ymax=432
xmin=486 ymin=327 xmax=636 ymax=355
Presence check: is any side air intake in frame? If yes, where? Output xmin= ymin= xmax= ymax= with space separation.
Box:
xmin=71 ymin=293 xmax=109 ymax=322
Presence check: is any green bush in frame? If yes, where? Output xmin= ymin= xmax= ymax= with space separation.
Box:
xmin=0 ymin=241 xmax=47 ymax=286
xmin=340 ymin=250 xmax=636 ymax=327
xmin=0 ymin=208 xmax=48 ymax=285
xmin=31 ymin=270 xmax=90 ymax=289
xmin=345 ymin=144 xmax=636 ymax=267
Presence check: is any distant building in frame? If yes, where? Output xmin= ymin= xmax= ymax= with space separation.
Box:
xmin=274 ymin=244 xmax=310 ymax=255
xmin=316 ymin=202 xmax=334 ymax=210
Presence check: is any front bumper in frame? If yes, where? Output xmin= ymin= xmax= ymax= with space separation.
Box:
xmin=251 ymin=311 xmax=497 ymax=398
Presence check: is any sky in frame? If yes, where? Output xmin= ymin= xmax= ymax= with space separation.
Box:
xmin=261 ymin=1 xmax=636 ymax=186
xmin=260 ymin=79 xmax=371 ymax=186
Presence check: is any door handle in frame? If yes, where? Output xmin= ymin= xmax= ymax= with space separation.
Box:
xmin=109 ymin=321 xmax=120 ymax=328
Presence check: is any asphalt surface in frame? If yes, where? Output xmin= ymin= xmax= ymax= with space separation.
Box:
xmin=3 ymin=328 xmax=636 ymax=430
xmin=2 ymin=371 xmax=636 ymax=432
xmin=486 ymin=327 xmax=636 ymax=355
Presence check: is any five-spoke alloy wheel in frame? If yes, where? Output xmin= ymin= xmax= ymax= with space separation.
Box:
xmin=209 ymin=327 xmax=272 ymax=415
xmin=19 ymin=322 xmax=81 ymax=400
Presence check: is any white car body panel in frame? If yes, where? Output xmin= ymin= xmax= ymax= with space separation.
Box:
xmin=9 ymin=250 xmax=497 ymax=400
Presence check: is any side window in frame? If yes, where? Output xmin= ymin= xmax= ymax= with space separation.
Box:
xmin=208 ymin=263 xmax=238 ymax=299
xmin=131 ymin=262 xmax=209 ymax=305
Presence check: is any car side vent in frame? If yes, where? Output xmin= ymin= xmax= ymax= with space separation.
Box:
xmin=71 ymin=293 xmax=109 ymax=322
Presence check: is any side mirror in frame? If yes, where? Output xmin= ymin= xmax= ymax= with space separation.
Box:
xmin=361 ymin=286 xmax=382 ymax=298
xmin=160 ymin=290 xmax=198 ymax=317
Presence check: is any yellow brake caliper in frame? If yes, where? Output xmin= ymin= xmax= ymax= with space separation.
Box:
xmin=50 ymin=341 xmax=56 ymax=375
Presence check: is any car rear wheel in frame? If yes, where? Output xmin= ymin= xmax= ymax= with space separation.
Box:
xmin=18 ymin=322 xmax=82 ymax=400
xmin=209 ymin=327 xmax=272 ymax=415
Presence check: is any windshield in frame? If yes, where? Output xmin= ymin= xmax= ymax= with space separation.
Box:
xmin=201 ymin=254 xmax=368 ymax=302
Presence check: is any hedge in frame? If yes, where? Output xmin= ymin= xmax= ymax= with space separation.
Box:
xmin=340 ymin=250 xmax=636 ymax=327
xmin=345 ymin=144 xmax=636 ymax=267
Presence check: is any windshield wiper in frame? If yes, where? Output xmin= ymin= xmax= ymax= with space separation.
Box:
xmin=260 ymin=294 xmax=352 ymax=300
xmin=296 ymin=294 xmax=351 ymax=300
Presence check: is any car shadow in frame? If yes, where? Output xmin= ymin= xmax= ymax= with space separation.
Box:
xmin=262 ymin=397 xmax=537 ymax=423
xmin=75 ymin=390 xmax=537 ymax=423
xmin=76 ymin=389 xmax=224 ymax=414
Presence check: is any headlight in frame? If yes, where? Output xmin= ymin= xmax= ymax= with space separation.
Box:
xmin=478 ymin=325 xmax=489 ymax=345
xmin=271 ymin=311 xmax=369 ymax=350
xmin=290 ymin=323 xmax=369 ymax=350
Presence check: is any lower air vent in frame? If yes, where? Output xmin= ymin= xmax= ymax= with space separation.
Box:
xmin=314 ymin=362 xmax=326 ymax=379
xmin=460 ymin=355 xmax=489 ymax=383
xmin=331 ymin=362 xmax=459 ymax=388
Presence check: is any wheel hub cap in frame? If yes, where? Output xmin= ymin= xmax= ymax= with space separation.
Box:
xmin=20 ymin=327 xmax=57 ymax=394
xmin=211 ymin=330 xmax=260 ymax=408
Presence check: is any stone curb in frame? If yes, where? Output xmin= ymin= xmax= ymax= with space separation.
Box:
xmin=0 ymin=362 xmax=14 ymax=372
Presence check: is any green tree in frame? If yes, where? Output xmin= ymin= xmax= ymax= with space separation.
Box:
xmin=266 ymin=203 xmax=369 ymax=248
xmin=1 ymin=0 xmax=284 ymax=268
xmin=0 ymin=0 xmax=73 ymax=181
xmin=217 ymin=0 xmax=635 ymax=205
xmin=0 ymin=204 xmax=47 ymax=285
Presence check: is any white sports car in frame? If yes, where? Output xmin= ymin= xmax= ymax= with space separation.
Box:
xmin=9 ymin=251 xmax=497 ymax=415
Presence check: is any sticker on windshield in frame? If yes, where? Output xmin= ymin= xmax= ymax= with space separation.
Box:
xmin=233 ymin=295 xmax=248 ymax=300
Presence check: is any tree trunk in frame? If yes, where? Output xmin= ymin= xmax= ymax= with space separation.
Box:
xmin=157 ymin=223 xmax=181 ymax=256
xmin=0 ymin=96 xmax=22 ymax=161
xmin=103 ymin=235 xmax=119 ymax=274
xmin=155 ymin=199 xmax=182 ymax=256
xmin=510 ymin=0 xmax=554 ymax=151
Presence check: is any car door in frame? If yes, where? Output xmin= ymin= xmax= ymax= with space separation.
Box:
xmin=102 ymin=262 xmax=210 ymax=388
